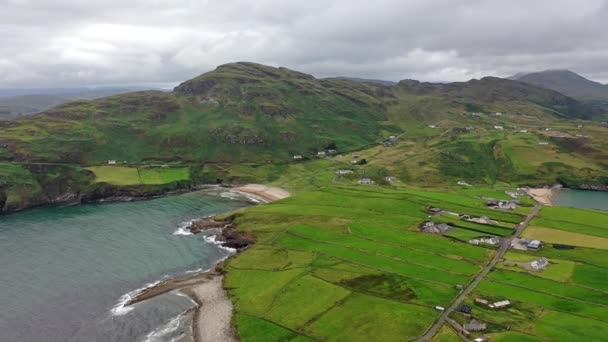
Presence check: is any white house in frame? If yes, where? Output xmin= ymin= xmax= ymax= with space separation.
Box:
xmin=108 ymin=160 xmax=117 ymax=165
xmin=317 ymin=151 xmax=326 ymax=156
xmin=494 ymin=125 xmax=504 ymax=130
xmin=293 ymin=155 xmax=303 ymax=160
xmin=336 ymin=169 xmax=354 ymax=175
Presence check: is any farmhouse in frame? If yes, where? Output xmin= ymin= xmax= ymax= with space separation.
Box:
xmin=358 ymin=178 xmax=375 ymax=185
xmin=385 ymin=176 xmax=400 ymax=183
xmin=428 ymin=125 xmax=438 ymax=128
xmin=528 ymin=239 xmax=541 ymax=250
xmin=336 ymin=169 xmax=354 ymax=175
xmin=519 ymin=129 xmax=528 ymax=133
xmin=107 ymin=160 xmax=117 ymax=165
xmin=428 ymin=207 xmax=443 ymax=214
xmin=489 ymin=300 xmax=511 ymax=309
xmin=474 ymin=338 xmax=489 ymax=342
xmin=469 ymin=237 xmax=499 ymax=246
xmin=421 ymin=222 xmax=451 ymax=234
xmin=494 ymin=125 xmax=504 ymax=130
xmin=486 ymin=199 xmax=520 ymax=210
xmin=457 ymin=181 xmax=472 ymax=186
xmin=351 ymin=153 xmax=360 ymax=158
xmin=327 ymin=149 xmax=337 ymax=154
xmin=531 ymin=257 xmax=549 ymax=270
xmin=467 ymin=216 xmax=498 ymax=225
xmin=293 ymin=155 xmax=303 ymax=160
xmin=464 ymin=320 xmax=487 ymax=332
xmin=538 ymin=141 xmax=549 ymax=145
xmin=511 ymin=238 xmax=531 ymax=250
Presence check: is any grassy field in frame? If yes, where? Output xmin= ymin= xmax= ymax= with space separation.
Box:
xmin=223 ymin=186 xmax=507 ymax=340
xmin=84 ymin=165 xmax=190 ymax=185
xmin=498 ymin=251 xmax=576 ymax=282
xmin=522 ymin=226 xmax=608 ymax=249
xmin=430 ymin=325 xmax=460 ymax=342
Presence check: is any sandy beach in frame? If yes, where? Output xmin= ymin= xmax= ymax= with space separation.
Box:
xmin=526 ymin=188 xmax=554 ymax=206
xmin=232 ymin=184 xmax=290 ymax=203
xmin=185 ymin=276 xmax=235 ymax=342
xmin=125 ymin=184 xmax=289 ymax=342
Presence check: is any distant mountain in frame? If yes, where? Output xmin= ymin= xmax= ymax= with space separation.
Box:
xmin=509 ymin=70 xmax=608 ymax=101
xmin=0 ymin=88 xmax=159 ymax=118
xmin=323 ymin=76 xmax=397 ymax=86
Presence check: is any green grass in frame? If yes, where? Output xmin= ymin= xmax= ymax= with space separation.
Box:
xmin=499 ymin=251 xmax=576 ymax=282
xmin=264 ymin=275 xmax=351 ymax=330
xmin=536 ymin=311 xmax=608 ymax=341
xmin=85 ymin=166 xmax=141 ymax=185
xmin=476 ymin=279 xmax=608 ymax=322
xmin=85 ymin=165 xmax=190 ymax=185
xmin=430 ymin=325 xmax=461 ymax=342
xmin=139 ymin=167 xmax=190 ymax=184
xmin=304 ymin=293 xmax=437 ymax=341
xmin=486 ymin=331 xmax=545 ymax=342
xmin=488 ymin=269 xmax=608 ymax=306
xmin=523 ymin=226 xmax=608 ymax=250
xmin=223 ymin=186 xmax=503 ymax=340
xmin=572 ymin=264 xmax=608 ymax=291
xmin=235 ymin=314 xmax=310 ymax=342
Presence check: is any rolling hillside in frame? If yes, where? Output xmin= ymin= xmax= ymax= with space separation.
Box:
xmin=0 ymin=62 xmax=607 ymax=212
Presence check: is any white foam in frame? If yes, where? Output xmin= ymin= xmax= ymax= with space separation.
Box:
xmin=221 ymin=190 xmax=268 ymax=204
xmin=172 ymin=290 xmax=199 ymax=307
xmin=142 ymin=310 xmax=189 ymax=342
xmin=172 ymin=219 xmax=196 ymax=236
xmin=204 ymin=234 xmax=237 ymax=253
xmin=111 ymin=280 xmax=161 ymax=316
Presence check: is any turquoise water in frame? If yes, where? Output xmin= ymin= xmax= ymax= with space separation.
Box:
xmin=551 ymin=189 xmax=608 ymax=211
xmin=0 ymin=190 xmax=249 ymax=342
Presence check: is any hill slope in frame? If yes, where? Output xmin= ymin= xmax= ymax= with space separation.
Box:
xmin=510 ymin=70 xmax=608 ymax=101
xmin=0 ymin=62 xmax=606 ymax=212
xmin=0 ymin=88 xmax=150 ymax=119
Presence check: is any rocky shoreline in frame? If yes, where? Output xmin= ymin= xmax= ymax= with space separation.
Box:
xmin=122 ymin=184 xmax=289 ymax=342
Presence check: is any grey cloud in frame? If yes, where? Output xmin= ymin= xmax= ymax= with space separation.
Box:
xmin=1 ymin=0 xmax=607 ymax=88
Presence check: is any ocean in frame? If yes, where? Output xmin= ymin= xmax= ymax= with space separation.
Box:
xmin=0 ymin=189 xmax=250 ymax=342
xmin=551 ymin=188 xmax=608 ymax=211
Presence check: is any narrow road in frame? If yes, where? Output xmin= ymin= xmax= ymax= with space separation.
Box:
xmin=414 ymin=205 xmax=542 ymax=341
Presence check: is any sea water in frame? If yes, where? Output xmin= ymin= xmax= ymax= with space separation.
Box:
xmin=551 ymin=188 xmax=608 ymax=211
xmin=0 ymin=189 xmax=249 ymax=342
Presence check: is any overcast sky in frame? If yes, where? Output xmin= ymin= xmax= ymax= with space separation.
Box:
xmin=1 ymin=0 xmax=607 ymax=88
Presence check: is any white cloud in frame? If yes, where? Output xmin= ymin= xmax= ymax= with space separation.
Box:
xmin=0 ymin=0 xmax=607 ymax=87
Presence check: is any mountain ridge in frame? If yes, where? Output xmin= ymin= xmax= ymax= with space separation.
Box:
xmin=509 ymin=69 xmax=608 ymax=101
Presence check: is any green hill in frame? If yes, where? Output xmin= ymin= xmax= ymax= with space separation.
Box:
xmin=0 ymin=62 xmax=607 ymax=212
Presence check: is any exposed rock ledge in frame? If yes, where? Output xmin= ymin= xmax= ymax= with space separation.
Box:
xmin=187 ymin=216 xmax=255 ymax=250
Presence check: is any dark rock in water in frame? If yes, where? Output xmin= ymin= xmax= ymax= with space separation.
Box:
xmin=186 ymin=216 xmax=254 ymax=250
xmin=217 ymin=229 xmax=254 ymax=250
xmin=188 ymin=217 xmax=232 ymax=234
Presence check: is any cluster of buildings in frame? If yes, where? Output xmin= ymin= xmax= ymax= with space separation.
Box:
xmin=466 ymin=216 xmax=498 ymax=225
xmin=511 ymin=238 xmax=542 ymax=251
xmin=421 ymin=221 xmax=452 ymax=234
xmin=485 ymin=199 xmax=520 ymax=210
xmin=475 ymin=297 xmax=511 ymax=309
xmin=383 ymin=135 xmax=398 ymax=147
xmin=468 ymin=237 xmax=500 ymax=246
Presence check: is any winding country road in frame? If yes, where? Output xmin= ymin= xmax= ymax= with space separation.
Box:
xmin=414 ymin=205 xmax=542 ymax=341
